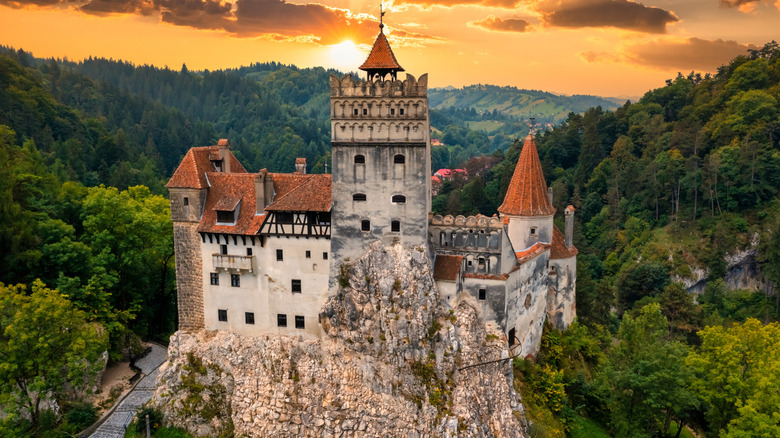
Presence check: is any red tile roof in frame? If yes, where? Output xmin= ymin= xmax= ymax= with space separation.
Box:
xmin=498 ymin=135 xmax=555 ymax=216
xmin=359 ymin=31 xmax=404 ymax=72
xmin=197 ymin=173 xmax=265 ymax=235
xmin=550 ymin=227 xmax=578 ymax=259
xmin=515 ymin=242 xmax=548 ymax=265
xmin=166 ymin=146 xmax=247 ymax=189
xmin=463 ymin=273 xmax=509 ymax=281
xmin=266 ymin=174 xmax=332 ymax=212
xmin=433 ymin=255 xmax=463 ymax=281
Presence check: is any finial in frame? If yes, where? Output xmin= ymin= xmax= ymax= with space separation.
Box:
xmin=529 ymin=117 xmax=536 ymax=134
xmin=379 ymin=1 xmax=385 ymax=30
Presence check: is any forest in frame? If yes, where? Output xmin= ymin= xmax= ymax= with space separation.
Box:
xmin=1 ymin=41 xmax=779 ymax=437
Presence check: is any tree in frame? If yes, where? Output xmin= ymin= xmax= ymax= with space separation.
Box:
xmin=687 ymin=319 xmax=780 ymax=436
xmin=0 ymin=281 xmax=107 ymax=431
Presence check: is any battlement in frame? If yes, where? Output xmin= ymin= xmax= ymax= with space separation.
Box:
xmin=430 ymin=214 xmax=503 ymax=230
xmin=329 ymin=73 xmax=428 ymax=98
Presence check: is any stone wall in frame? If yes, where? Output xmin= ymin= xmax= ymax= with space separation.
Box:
xmin=152 ymin=242 xmax=527 ymax=437
xmin=174 ymin=222 xmax=204 ymax=331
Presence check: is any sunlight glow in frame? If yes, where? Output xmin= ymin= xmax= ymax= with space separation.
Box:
xmin=328 ymin=40 xmax=366 ymax=71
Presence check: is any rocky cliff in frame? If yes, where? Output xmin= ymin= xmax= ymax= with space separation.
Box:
xmin=151 ymin=242 xmax=527 ymax=437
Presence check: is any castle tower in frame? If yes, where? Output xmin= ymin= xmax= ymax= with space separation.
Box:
xmin=328 ymin=19 xmax=431 ymax=276
xmin=498 ymin=134 xmax=555 ymax=250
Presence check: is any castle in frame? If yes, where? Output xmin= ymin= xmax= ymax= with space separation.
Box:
xmin=167 ymin=23 xmax=576 ymax=357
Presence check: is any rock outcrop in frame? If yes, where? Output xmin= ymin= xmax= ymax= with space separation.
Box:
xmin=151 ymin=242 xmax=527 ymax=437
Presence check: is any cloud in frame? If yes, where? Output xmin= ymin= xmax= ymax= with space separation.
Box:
xmin=470 ymin=15 xmax=530 ymax=32
xmin=580 ymin=37 xmax=758 ymax=70
xmin=1 ymin=0 xmax=437 ymax=46
xmin=537 ymin=0 xmax=678 ymax=33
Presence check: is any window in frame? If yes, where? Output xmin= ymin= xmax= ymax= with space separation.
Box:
xmin=353 ymin=193 xmax=367 ymax=202
xmin=305 ymin=250 xmax=311 ymax=259
xmin=391 ymin=195 xmax=406 ymax=204
xmin=183 ymin=197 xmax=189 ymax=206
xmin=231 ymin=274 xmax=240 ymax=287
xmin=323 ymin=252 xmax=328 ymax=260
xmin=354 ymin=154 xmax=365 ymax=164
xmin=295 ymin=315 xmax=305 ymax=329
xmin=276 ymin=249 xmax=283 ymax=261
xmin=277 ymin=314 xmax=287 ymax=327
xmin=216 ymin=210 xmax=235 ymax=223
xmin=221 ymin=245 xmax=228 ymax=255
xmin=391 ymin=221 xmax=400 ymax=232
xmin=530 ymin=227 xmax=537 ymax=235
xmin=277 ymin=212 xmax=294 ymax=223
xmin=508 ymin=328 xmax=516 ymax=346
xmin=246 ymin=248 xmax=253 ymax=256
xmin=353 ymin=108 xmax=358 ymax=116
xmin=478 ymin=289 xmax=486 ymax=300
xmin=218 ymin=309 xmax=227 ymax=322
xmin=362 ymin=108 xmax=368 ymax=115
xmin=394 ymin=154 xmax=405 ymax=164
xmin=245 ymin=312 xmax=255 ymax=325
xmin=210 ymin=273 xmax=219 ymax=285
xmin=399 ymin=108 xmax=405 ymax=115
xmin=361 ymin=220 xmax=371 ymax=231
xmin=390 ymin=108 xmax=396 ymax=115
xmin=292 ymin=279 xmax=301 ymax=293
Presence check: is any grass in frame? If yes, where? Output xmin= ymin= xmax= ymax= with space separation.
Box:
xmin=567 ymin=414 xmax=611 ymax=438
xmin=668 ymin=421 xmax=696 ymax=438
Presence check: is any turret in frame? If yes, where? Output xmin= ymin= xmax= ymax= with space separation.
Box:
xmin=564 ymin=205 xmax=575 ymax=249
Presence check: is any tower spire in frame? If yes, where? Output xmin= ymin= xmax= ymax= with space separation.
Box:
xmin=359 ymin=3 xmax=404 ymax=81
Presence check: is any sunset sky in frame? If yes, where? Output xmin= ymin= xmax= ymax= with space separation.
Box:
xmin=1 ymin=0 xmax=778 ymax=97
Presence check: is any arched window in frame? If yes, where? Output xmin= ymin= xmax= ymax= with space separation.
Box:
xmin=391 ymin=195 xmax=406 ymax=204
xmin=394 ymin=154 xmax=405 ymax=164
xmin=354 ymin=154 xmax=365 ymax=164
xmin=361 ymin=220 xmax=371 ymax=231
xmin=353 ymin=193 xmax=367 ymax=201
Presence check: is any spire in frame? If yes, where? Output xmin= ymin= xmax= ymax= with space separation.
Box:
xmin=359 ymin=3 xmax=404 ymax=81
xmin=498 ymin=134 xmax=556 ymax=216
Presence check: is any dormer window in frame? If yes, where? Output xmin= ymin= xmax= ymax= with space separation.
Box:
xmin=214 ymin=196 xmax=240 ymax=225
xmin=216 ymin=210 xmax=234 ymax=223
xmin=212 ymin=160 xmax=223 ymax=172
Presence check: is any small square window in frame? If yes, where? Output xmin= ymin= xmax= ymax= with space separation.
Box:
xmin=221 ymin=244 xmax=228 ymax=255
xmin=231 ymin=274 xmax=240 ymax=287
xmin=530 ymin=227 xmax=537 ymax=235
xmin=399 ymin=108 xmax=405 ymax=115
xmin=277 ymin=314 xmax=287 ymax=327
xmin=390 ymin=108 xmax=395 ymax=115
xmin=354 ymin=155 xmax=365 ymax=164
xmin=361 ymin=220 xmax=370 ymax=231
xmin=391 ymin=220 xmax=400 ymax=232
xmin=295 ymin=315 xmax=305 ymax=329
xmin=394 ymin=154 xmax=405 ymax=164
xmin=276 ymin=249 xmax=283 ymax=261
xmin=210 ymin=273 xmax=219 ymax=285
xmin=306 ymin=250 xmax=311 ymax=259
xmin=292 ymin=279 xmax=301 ymax=293
xmin=353 ymin=108 xmax=358 ymax=116
xmin=218 ymin=309 xmax=227 ymax=322
xmin=323 ymin=252 xmax=328 ymax=260
xmin=246 ymin=247 xmax=253 ymax=256
xmin=362 ymin=108 xmax=367 ymax=115
xmin=183 ymin=197 xmax=189 ymax=206
xmin=245 ymin=312 xmax=255 ymax=325
xmin=478 ymin=289 xmax=486 ymax=300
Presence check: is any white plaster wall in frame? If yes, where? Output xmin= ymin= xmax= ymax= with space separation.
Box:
xmin=504 ymin=251 xmax=550 ymax=358
xmin=505 ymin=215 xmax=554 ymax=251
xmin=436 ymin=280 xmax=458 ymax=306
xmin=549 ymin=256 xmax=577 ymax=329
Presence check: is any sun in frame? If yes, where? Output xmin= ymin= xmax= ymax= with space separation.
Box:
xmin=327 ymin=40 xmax=367 ymax=72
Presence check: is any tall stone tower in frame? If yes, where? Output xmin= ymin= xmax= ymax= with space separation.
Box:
xmin=328 ymin=20 xmax=431 ymax=275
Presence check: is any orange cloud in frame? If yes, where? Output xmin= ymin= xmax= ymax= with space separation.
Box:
xmin=536 ymin=0 xmax=678 ymax=33
xmin=581 ymin=37 xmax=758 ymax=70
xmin=0 ymin=0 xmax=436 ymax=46
xmin=470 ymin=15 xmax=530 ymax=32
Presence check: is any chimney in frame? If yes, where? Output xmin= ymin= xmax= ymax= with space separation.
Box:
xmin=254 ymin=170 xmax=267 ymax=215
xmin=217 ymin=139 xmax=231 ymax=173
xmin=295 ymin=158 xmax=307 ymax=174
xmin=547 ymin=186 xmax=553 ymax=206
xmin=564 ymin=205 xmax=575 ymax=249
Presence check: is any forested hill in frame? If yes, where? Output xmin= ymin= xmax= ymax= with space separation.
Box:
xmin=429 ymin=85 xmax=623 ymax=123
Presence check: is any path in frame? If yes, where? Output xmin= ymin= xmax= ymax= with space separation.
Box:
xmin=88 ymin=344 xmax=167 ymax=438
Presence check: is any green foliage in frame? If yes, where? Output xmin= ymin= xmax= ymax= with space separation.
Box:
xmin=0 ymin=281 xmax=108 ymax=432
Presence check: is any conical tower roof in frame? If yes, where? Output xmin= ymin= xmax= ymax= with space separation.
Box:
xmin=359 ymin=30 xmax=404 ymax=72
xmin=498 ymin=134 xmax=556 ymax=216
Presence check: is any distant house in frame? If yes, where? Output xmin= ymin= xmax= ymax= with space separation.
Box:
xmin=434 ymin=168 xmax=468 ymax=181
xmin=431 ymin=138 xmax=445 ymax=147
